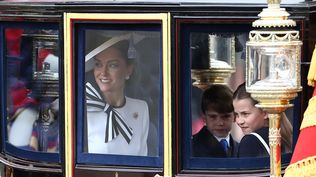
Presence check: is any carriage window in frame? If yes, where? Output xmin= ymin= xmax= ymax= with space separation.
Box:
xmin=176 ymin=19 xmax=299 ymax=173
xmin=190 ymin=31 xmax=294 ymax=157
xmin=3 ymin=24 xmax=60 ymax=162
xmin=84 ymin=29 xmax=160 ymax=157
xmin=64 ymin=13 xmax=169 ymax=171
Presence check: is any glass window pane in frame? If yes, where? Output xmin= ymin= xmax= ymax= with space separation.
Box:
xmin=84 ymin=29 xmax=160 ymax=156
xmin=177 ymin=20 xmax=296 ymax=173
xmin=5 ymin=28 xmax=60 ymax=154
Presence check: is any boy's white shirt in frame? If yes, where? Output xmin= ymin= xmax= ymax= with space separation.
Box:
xmin=214 ymin=134 xmax=231 ymax=147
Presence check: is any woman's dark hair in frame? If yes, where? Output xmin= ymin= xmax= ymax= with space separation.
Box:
xmin=233 ymin=82 xmax=258 ymax=106
xmin=201 ymin=84 xmax=234 ymax=114
xmin=111 ymin=39 xmax=135 ymax=65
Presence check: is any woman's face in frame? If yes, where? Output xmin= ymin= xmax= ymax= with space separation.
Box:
xmin=233 ymin=98 xmax=267 ymax=134
xmin=93 ymin=47 xmax=133 ymax=94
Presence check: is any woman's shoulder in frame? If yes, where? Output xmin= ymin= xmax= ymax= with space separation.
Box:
xmin=125 ymin=96 xmax=148 ymax=107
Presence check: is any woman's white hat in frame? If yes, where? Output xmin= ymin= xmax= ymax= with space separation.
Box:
xmin=85 ymin=33 xmax=132 ymax=72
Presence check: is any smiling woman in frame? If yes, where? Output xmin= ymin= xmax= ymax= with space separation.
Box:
xmin=84 ymin=32 xmax=149 ymax=156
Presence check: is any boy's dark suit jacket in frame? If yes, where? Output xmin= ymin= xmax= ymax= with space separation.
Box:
xmin=237 ymin=127 xmax=269 ymax=157
xmin=192 ymin=126 xmax=239 ymax=157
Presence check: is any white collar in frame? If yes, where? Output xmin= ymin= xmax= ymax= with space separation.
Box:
xmin=215 ymin=135 xmax=230 ymax=147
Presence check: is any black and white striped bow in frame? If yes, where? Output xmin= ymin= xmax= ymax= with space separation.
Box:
xmin=85 ymin=82 xmax=133 ymax=144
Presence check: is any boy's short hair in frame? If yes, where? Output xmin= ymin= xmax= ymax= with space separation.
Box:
xmin=201 ymin=84 xmax=234 ymax=114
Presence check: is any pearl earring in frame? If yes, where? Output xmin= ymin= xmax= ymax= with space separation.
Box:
xmin=125 ymin=75 xmax=130 ymax=80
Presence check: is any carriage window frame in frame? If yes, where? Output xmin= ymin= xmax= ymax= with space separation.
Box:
xmin=64 ymin=13 xmax=171 ymax=172
xmin=0 ymin=22 xmax=61 ymax=163
xmin=175 ymin=18 xmax=302 ymax=174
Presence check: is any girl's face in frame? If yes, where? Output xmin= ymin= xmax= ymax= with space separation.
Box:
xmin=93 ymin=47 xmax=133 ymax=94
xmin=233 ymin=98 xmax=268 ymax=134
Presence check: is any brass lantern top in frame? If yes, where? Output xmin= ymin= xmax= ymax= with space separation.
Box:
xmin=252 ymin=0 xmax=296 ymax=28
xmin=245 ymin=0 xmax=302 ymax=108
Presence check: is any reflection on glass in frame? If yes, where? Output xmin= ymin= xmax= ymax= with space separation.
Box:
xmin=248 ymin=46 xmax=298 ymax=89
xmin=190 ymin=32 xmax=240 ymax=158
xmin=6 ymin=28 xmax=60 ymax=153
xmin=33 ymin=36 xmax=59 ymax=80
xmin=84 ymin=30 xmax=160 ymax=156
xmin=208 ymin=34 xmax=234 ymax=69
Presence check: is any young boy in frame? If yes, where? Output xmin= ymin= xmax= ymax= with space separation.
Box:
xmin=192 ymin=84 xmax=239 ymax=157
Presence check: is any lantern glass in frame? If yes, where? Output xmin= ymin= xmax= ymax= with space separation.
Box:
xmin=246 ymin=43 xmax=301 ymax=90
xmin=32 ymin=35 xmax=59 ymax=80
xmin=208 ymin=34 xmax=235 ymax=69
